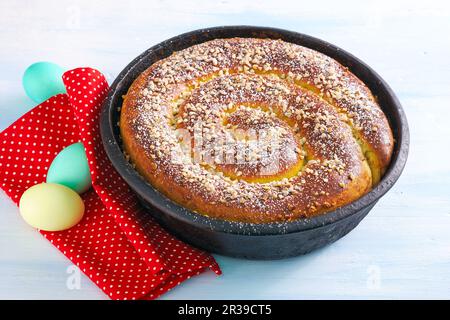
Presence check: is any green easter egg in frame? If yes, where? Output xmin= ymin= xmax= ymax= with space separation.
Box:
xmin=22 ymin=62 xmax=66 ymax=103
xmin=46 ymin=142 xmax=92 ymax=194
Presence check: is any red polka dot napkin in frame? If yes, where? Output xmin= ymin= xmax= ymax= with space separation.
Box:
xmin=0 ymin=67 xmax=221 ymax=300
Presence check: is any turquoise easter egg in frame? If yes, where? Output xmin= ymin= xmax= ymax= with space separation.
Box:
xmin=22 ymin=62 xmax=66 ymax=103
xmin=46 ymin=142 xmax=92 ymax=194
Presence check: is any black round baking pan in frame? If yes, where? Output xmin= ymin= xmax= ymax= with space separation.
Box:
xmin=100 ymin=26 xmax=409 ymax=259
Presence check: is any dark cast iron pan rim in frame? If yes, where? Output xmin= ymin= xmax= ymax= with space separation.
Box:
xmin=100 ymin=25 xmax=409 ymax=236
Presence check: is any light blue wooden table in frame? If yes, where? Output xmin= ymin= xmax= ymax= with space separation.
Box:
xmin=1 ymin=0 xmax=449 ymax=299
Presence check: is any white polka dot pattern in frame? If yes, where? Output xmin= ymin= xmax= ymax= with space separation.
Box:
xmin=0 ymin=67 xmax=221 ymax=300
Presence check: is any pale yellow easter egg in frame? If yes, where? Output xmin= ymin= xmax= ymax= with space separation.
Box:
xmin=19 ymin=183 xmax=85 ymax=231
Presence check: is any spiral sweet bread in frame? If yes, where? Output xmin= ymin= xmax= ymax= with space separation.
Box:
xmin=120 ymin=38 xmax=394 ymax=223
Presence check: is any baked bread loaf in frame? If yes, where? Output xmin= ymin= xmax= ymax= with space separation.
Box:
xmin=120 ymin=38 xmax=394 ymax=223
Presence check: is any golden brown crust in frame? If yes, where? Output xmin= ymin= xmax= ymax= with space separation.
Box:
xmin=120 ymin=38 xmax=394 ymax=223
